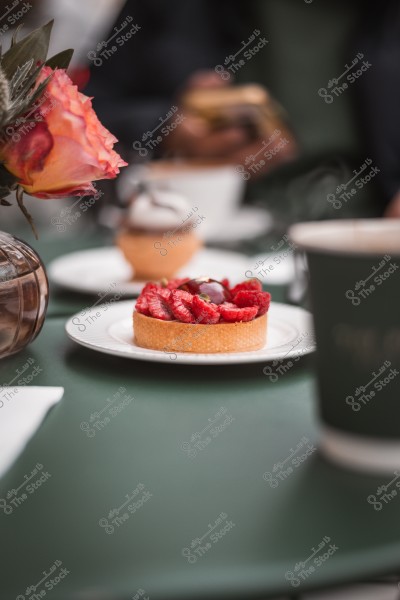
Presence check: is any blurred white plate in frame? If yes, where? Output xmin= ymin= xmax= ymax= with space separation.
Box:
xmin=48 ymin=247 xmax=248 ymax=297
xmin=205 ymin=206 xmax=272 ymax=242
xmin=246 ymin=253 xmax=296 ymax=285
xmin=65 ymin=300 xmax=315 ymax=365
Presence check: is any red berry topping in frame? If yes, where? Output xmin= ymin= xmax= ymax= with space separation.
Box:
xmin=219 ymin=303 xmax=258 ymax=322
xmin=135 ymin=293 xmax=150 ymax=315
xmin=230 ymin=278 xmax=262 ymax=297
xmin=147 ymin=289 xmax=174 ymax=321
xmin=192 ymin=295 xmax=220 ymax=324
xmin=221 ymin=278 xmax=230 ymax=289
xmin=166 ymin=277 xmax=190 ymax=290
xmin=233 ymin=290 xmax=271 ymax=316
xmin=142 ymin=282 xmax=159 ymax=294
xmin=135 ymin=277 xmax=271 ymax=324
xmin=170 ymin=290 xmax=195 ymax=323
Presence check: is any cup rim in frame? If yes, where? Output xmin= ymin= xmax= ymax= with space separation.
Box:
xmin=140 ymin=162 xmax=240 ymax=182
xmin=289 ymin=219 xmax=400 ymax=257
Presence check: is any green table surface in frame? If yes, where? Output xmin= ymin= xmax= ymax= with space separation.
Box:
xmin=1 ymin=234 xmax=400 ymax=600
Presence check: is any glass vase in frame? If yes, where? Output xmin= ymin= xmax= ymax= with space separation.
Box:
xmin=0 ymin=232 xmax=49 ymax=359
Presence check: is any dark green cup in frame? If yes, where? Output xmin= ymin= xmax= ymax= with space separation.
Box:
xmin=290 ymin=220 xmax=400 ymax=473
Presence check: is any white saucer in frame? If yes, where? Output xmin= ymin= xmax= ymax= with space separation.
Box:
xmin=48 ymin=247 xmax=248 ymax=297
xmin=205 ymin=206 xmax=272 ymax=243
xmin=65 ymin=300 xmax=315 ymax=365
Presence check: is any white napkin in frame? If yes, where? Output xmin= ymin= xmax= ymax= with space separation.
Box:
xmin=0 ymin=386 xmax=64 ymax=478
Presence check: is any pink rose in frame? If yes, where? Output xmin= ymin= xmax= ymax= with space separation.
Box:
xmin=0 ymin=66 xmax=127 ymax=198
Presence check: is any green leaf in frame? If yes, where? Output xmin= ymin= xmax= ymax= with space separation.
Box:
xmin=10 ymin=63 xmax=43 ymax=104
xmin=11 ymin=24 xmax=24 ymax=47
xmin=7 ymin=72 xmax=52 ymax=122
xmin=1 ymin=20 xmax=54 ymax=80
xmin=46 ymin=49 xmax=74 ymax=71
xmin=0 ymin=186 xmax=15 ymax=199
xmin=0 ymin=163 xmax=18 ymax=188
xmin=10 ymin=58 xmax=34 ymax=97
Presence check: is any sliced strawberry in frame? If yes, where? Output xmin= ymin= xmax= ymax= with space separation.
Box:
xmin=230 ymin=278 xmax=262 ymax=296
xmin=219 ymin=302 xmax=258 ymax=322
xmin=170 ymin=290 xmax=195 ymax=323
xmin=147 ymin=289 xmax=174 ymax=320
xmin=192 ymin=295 xmax=220 ymax=324
xmin=233 ymin=290 xmax=271 ymax=316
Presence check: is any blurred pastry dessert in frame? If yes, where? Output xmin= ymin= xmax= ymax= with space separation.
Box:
xmin=116 ymin=187 xmax=202 ymax=280
xmin=181 ymin=84 xmax=290 ymax=142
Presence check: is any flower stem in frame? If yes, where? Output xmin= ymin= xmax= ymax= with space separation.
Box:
xmin=16 ymin=186 xmax=38 ymax=239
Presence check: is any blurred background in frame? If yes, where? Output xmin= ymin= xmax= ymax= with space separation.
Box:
xmin=0 ymin=0 xmax=399 ymax=239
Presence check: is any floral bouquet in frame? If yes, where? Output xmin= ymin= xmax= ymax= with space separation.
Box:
xmin=0 ymin=20 xmax=126 ymax=236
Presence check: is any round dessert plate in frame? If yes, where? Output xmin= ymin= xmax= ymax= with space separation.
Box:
xmin=204 ymin=206 xmax=272 ymax=242
xmin=244 ymin=253 xmax=296 ymax=285
xmin=48 ymin=247 xmax=248 ymax=297
xmin=66 ymin=300 xmax=315 ymax=365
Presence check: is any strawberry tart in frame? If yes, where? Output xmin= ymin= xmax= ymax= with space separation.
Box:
xmin=133 ymin=277 xmax=271 ymax=353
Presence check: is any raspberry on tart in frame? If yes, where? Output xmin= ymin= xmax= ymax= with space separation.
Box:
xmin=230 ymin=278 xmax=262 ymax=296
xmin=134 ymin=277 xmax=271 ymax=353
xmin=147 ymin=288 xmax=174 ymax=321
xmin=219 ymin=303 xmax=259 ymax=322
xmin=165 ymin=277 xmax=190 ymax=290
xmin=233 ymin=290 xmax=271 ymax=316
xmin=192 ymin=295 xmax=220 ymax=324
xmin=135 ymin=292 xmax=150 ymax=316
xmin=170 ymin=290 xmax=195 ymax=323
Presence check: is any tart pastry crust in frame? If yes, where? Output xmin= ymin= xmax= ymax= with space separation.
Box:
xmin=134 ymin=311 xmax=267 ymax=354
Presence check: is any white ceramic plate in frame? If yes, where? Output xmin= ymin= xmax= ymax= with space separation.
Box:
xmin=245 ymin=253 xmax=296 ymax=285
xmin=48 ymin=247 xmax=248 ymax=297
xmin=205 ymin=206 xmax=272 ymax=242
xmin=65 ymin=300 xmax=315 ymax=365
